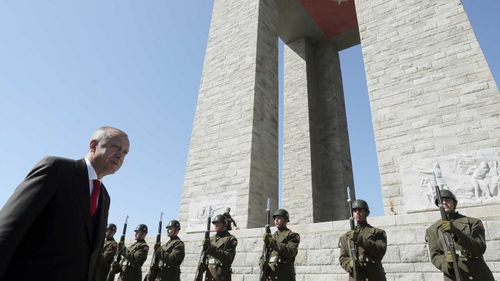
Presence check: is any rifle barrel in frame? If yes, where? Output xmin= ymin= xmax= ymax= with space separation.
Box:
xmin=433 ymin=178 xmax=463 ymax=281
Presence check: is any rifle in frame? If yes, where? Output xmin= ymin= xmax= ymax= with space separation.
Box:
xmin=194 ymin=207 xmax=212 ymax=281
xmin=433 ymin=172 xmax=463 ymax=281
xmin=106 ymin=215 xmax=129 ymax=281
xmin=346 ymin=187 xmax=359 ymax=281
xmin=259 ymin=198 xmax=272 ymax=281
xmin=144 ymin=212 xmax=163 ymax=281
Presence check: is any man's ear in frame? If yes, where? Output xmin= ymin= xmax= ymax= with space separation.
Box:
xmin=89 ymin=139 xmax=98 ymax=151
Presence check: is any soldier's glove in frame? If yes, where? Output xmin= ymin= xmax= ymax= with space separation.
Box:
xmin=441 ymin=220 xmax=458 ymax=234
xmin=347 ymin=230 xmax=359 ymax=242
xmin=112 ymin=262 xmax=121 ymax=273
xmin=445 ymin=251 xmax=453 ymax=263
xmin=263 ymin=233 xmax=273 ymax=244
xmin=348 ymin=258 xmax=359 ymax=272
xmin=259 ymin=256 xmax=268 ymax=270
xmin=198 ymin=261 xmax=208 ymax=272
xmin=202 ymin=239 xmax=210 ymax=249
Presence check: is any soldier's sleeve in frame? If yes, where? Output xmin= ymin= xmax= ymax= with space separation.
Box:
xmin=269 ymin=232 xmax=300 ymax=259
xmin=206 ymin=236 xmax=237 ymax=265
xmin=454 ymin=218 xmax=487 ymax=256
xmin=126 ymin=243 xmax=150 ymax=266
xmin=0 ymin=157 xmax=59 ymax=279
xmin=338 ymin=234 xmax=352 ymax=274
xmin=358 ymin=229 xmax=387 ymax=259
xmin=159 ymin=241 xmax=185 ymax=266
xmin=426 ymin=226 xmax=452 ymax=276
xmin=102 ymin=241 xmax=118 ymax=264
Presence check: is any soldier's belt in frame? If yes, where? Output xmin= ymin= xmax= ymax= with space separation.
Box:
xmin=122 ymin=261 xmax=141 ymax=268
xmin=359 ymin=255 xmax=378 ymax=264
xmin=455 ymin=250 xmax=480 ymax=261
xmin=269 ymin=256 xmax=291 ymax=264
xmin=208 ymin=258 xmax=228 ymax=268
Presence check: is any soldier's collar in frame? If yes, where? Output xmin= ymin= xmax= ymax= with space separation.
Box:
xmin=357 ymin=221 xmax=368 ymax=228
xmin=216 ymin=230 xmax=229 ymax=237
xmin=448 ymin=211 xmax=460 ymax=220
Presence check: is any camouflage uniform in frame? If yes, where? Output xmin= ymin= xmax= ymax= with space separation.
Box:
xmin=97 ymin=236 xmax=117 ymax=281
xmin=426 ymin=212 xmax=494 ymax=281
xmin=154 ymin=236 xmax=185 ymax=281
xmin=265 ymin=228 xmax=300 ymax=281
xmin=205 ymin=230 xmax=237 ymax=281
xmin=118 ymin=239 xmax=149 ymax=281
xmin=338 ymin=223 xmax=387 ymax=281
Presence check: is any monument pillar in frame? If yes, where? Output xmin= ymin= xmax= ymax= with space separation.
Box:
xmin=355 ymin=0 xmax=500 ymax=214
xmin=179 ymin=0 xmax=279 ymax=230
xmin=283 ymin=37 xmax=353 ymax=223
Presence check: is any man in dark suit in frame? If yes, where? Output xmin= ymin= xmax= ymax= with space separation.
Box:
xmin=0 ymin=126 xmax=129 ymax=281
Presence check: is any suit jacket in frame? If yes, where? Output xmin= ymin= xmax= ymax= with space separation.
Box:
xmin=0 ymin=157 xmax=110 ymax=281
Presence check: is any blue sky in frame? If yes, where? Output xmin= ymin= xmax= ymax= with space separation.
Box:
xmin=0 ymin=0 xmax=498 ymax=232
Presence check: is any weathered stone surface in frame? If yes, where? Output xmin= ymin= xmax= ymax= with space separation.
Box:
xmin=355 ymin=0 xmax=500 ymax=214
xmin=178 ymin=0 xmax=500 ymax=279
xmin=179 ymin=0 xmax=279 ymax=230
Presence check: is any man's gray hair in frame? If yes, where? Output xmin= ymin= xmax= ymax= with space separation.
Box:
xmin=91 ymin=126 xmax=128 ymax=142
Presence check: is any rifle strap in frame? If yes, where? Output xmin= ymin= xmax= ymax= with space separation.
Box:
xmin=163 ymin=240 xmax=176 ymax=253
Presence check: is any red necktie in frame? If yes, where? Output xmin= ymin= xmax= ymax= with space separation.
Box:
xmin=90 ymin=180 xmax=102 ymax=216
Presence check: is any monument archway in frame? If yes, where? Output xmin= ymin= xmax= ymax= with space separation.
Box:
xmin=172 ymin=0 xmax=500 ymax=279
xmin=179 ymin=0 xmax=500 ymax=231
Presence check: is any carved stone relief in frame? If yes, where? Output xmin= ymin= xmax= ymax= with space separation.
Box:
xmin=401 ymin=149 xmax=500 ymax=212
xmin=186 ymin=191 xmax=237 ymax=232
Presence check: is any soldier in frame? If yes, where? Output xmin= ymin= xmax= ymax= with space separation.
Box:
xmin=223 ymin=207 xmax=238 ymax=231
xmin=117 ymin=224 xmax=150 ymax=281
xmin=98 ymin=223 xmax=118 ymax=281
xmin=262 ymin=209 xmax=300 ymax=281
xmin=202 ymin=214 xmax=238 ymax=281
xmin=338 ymin=200 xmax=387 ymax=281
xmin=153 ymin=220 xmax=185 ymax=281
xmin=426 ymin=190 xmax=494 ymax=281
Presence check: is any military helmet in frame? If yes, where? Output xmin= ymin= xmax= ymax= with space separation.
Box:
xmin=434 ymin=189 xmax=458 ymax=207
xmin=212 ymin=214 xmax=227 ymax=225
xmin=352 ymin=199 xmax=370 ymax=214
xmin=272 ymin=209 xmax=290 ymax=222
xmin=107 ymin=223 xmax=117 ymax=232
xmin=166 ymin=220 xmax=181 ymax=230
xmin=135 ymin=224 xmax=148 ymax=232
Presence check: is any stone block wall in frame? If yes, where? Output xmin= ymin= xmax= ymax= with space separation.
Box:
xmin=283 ymin=37 xmax=354 ymax=224
xmin=179 ymin=0 xmax=279 ymax=230
xmin=354 ymin=0 xmax=500 ymax=215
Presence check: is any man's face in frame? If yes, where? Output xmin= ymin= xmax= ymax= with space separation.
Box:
xmin=441 ymin=198 xmax=456 ymax=214
xmin=167 ymin=227 xmax=178 ymax=238
xmin=274 ymin=216 xmax=287 ymax=229
xmin=89 ymin=132 xmax=129 ymax=178
xmin=213 ymin=222 xmax=226 ymax=233
xmin=353 ymin=208 xmax=368 ymax=223
xmin=135 ymin=230 xmax=146 ymax=240
xmin=105 ymin=229 xmax=116 ymax=239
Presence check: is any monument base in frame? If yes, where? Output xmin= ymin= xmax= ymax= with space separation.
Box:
xmin=138 ymin=205 xmax=500 ymax=281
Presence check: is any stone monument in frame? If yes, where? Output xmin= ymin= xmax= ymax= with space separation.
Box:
xmin=169 ymin=0 xmax=500 ymax=280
